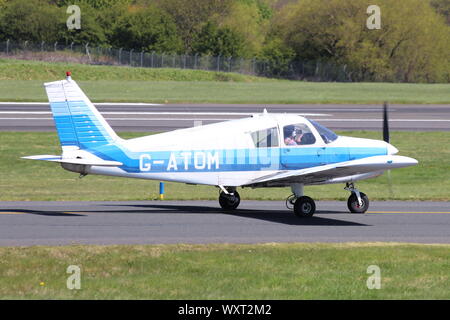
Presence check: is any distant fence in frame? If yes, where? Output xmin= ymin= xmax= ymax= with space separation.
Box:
xmin=0 ymin=40 xmax=365 ymax=82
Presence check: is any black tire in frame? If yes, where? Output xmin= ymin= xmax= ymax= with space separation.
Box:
xmin=347 ymin=192 xmax=369 ymax=213
xmin=219 ymin=191 xmax=240 ymax=210
xmin=293 ymin=196 xmax=316 ymax=218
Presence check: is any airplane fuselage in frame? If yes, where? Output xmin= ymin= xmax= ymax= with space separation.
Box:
xmin=69 ymin=114 xmax=396 ymax=187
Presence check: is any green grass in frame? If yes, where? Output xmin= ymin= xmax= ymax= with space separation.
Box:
xmin=0 ymin=59 xmax=449 ymax=103
xmin=1 ymin=131 xmax=449 ymax=201
xmin=0 ymin=58 xmax=267 ymax=82
xmin=0 ymin=243 xmax=448 ymax=299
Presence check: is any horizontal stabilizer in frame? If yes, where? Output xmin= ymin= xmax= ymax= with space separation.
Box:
xmin=21 ymin=155 xmax=122 ymax=167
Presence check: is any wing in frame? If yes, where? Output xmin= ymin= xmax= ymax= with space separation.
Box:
xmin=244 ymin=155 xmax=418 ymax=187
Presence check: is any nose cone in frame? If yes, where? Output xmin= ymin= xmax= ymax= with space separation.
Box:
xmin=387 ymin=143 xmax=399 ymax=155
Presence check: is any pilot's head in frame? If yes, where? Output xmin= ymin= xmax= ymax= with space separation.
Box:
xmin=294 ymin=128 xmax=303 ymax=136
xmin=284 ymin=125 xmax=295 ymax=137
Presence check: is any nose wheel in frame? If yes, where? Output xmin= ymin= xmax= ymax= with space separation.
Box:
xmin=345 ymin=183 xmax=369 ymax=213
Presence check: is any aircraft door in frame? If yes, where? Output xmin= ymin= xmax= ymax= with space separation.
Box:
xmin=316 ymin=146 xmax=329 ymax=165
xmin=308 ymin=119 xmax=349 ymax=165
xmin=280 ymin=123 xmax=319 ymax=169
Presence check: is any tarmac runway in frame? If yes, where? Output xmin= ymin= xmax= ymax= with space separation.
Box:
xmin=1 ymin=102 xmax=449 ymax=131
xmin=0 ymin=200 xmax=449 ymax=246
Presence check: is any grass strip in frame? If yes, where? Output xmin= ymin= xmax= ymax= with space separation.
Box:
xmin=0 ymin=243 xmax=448 ymax=299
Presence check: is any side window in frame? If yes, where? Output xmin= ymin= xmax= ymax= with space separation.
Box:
xmin=283 ymin=123 xmax=316 ymax=146
xmin=251 ymin=127 xmax=279 ymax=148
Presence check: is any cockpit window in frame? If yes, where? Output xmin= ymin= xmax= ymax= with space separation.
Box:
xmin=251 ymin=127 xmax=279 ymax=148
xmin=308 ymin=119 xmax=338 ymax=144
xmin=283 ymin=123 xmax=316 ymax=146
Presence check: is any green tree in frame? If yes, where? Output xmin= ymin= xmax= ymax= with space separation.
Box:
xmin=54 ymin=0 xmax=131 ymax=9
xmin=258 ymin=37 xmax=295 ymax=77
xmin=0 ymin=0 xmax=63 ymax=43
xmin=220 ymin=0 xmax=273 ymax=56
xmin=430 ymin=0 xmax=450 ymax=24
xmin=274 ymin=0 xmax=450 ymax=82
xmin=111 ymin=6 xmax=182 ymax=53
xmin=153 ymin=0 xmax=234 ymax=53
xmin=192 ymin=22 xmax=245 ymax=57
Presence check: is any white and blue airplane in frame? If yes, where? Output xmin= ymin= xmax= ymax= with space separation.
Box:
xmin=23 ymin=72 xmax=418 ymax=217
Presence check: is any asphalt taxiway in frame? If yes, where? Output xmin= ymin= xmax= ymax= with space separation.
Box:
xmin=0 ymin=200 xmax=449 ymax=246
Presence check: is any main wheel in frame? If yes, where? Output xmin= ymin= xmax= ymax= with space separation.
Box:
xmin=293 ymin=196 xmax=316 ymax=218
xmin=347 ymin=192 xmax=369 ymax=213
xmin=219 ymin=191 xmax=240 ymax=210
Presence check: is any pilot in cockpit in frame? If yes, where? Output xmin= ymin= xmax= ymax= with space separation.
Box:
xmin=284 ymin=126 xmax=297 ymax=145
xmin=284 ymin=126 xmax=304 ymax=145
xmin=293 ymin=128 xmax=304 ymax=145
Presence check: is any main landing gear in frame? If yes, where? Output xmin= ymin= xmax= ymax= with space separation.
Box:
xmin=286 ymin=184 xmax=316 ymax=218
xmin=218 ymin=187 xmax=241 ymax=210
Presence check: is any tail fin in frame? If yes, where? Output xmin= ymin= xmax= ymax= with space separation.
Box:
xmin=44 ymin=72 xmax=120 ymax=150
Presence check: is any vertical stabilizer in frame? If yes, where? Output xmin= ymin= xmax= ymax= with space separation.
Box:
xmin=44 ymin=72 xmax=121 ymax=151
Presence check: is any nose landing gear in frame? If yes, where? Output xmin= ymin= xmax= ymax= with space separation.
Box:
xmin=345 ymin=182 xmax=369 ymax=213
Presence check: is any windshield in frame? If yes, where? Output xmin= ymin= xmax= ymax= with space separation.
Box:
xmin=308 ymin=119 xmax=338 ymax=144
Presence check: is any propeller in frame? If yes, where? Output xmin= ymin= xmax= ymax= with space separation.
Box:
xmin=383 ymin=101 xmax=393 ymax=195
xmin=383 ymin=101 xmax=389 ymax=143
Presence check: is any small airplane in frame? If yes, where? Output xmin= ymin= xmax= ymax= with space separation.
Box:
xmin=23 ymin=72 xmax=418 ymax=217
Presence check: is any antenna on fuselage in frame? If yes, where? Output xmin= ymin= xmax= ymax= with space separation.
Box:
xmin=252 ymin=108 xmax=269 ymax=118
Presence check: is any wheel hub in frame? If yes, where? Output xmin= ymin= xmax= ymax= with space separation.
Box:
xmin=301 ymin=203 xmax=312 ymax=213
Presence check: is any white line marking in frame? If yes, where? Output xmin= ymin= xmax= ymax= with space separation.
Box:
xmin=0 ymin=102 xmax=48 ymax=105
xmin=0 ymin=117 xmax=241 ymax=121
xmin=0 ymin=117 xmax=54 ymax=120
xmin=0 ymin=102 xmax=163 ymax=106
xmin=96 ymin=103 xmax=163 ymax=106
xmin=2 ymin=117 xmax=450 ymax=123
xmin=0 ymin=111 xmax=50 ymax=114
xmin=0 ymin=111 xmax=331 ymax=116
xmin=314 ymin=119 xmax=450 ymax=122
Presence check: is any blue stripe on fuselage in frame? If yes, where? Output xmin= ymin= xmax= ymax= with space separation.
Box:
xmin=85 ymin=144 xmax=387 ymax=173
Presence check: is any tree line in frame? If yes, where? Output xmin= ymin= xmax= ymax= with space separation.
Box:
xmin=0 ymin=0 xmax=449 ymax=82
